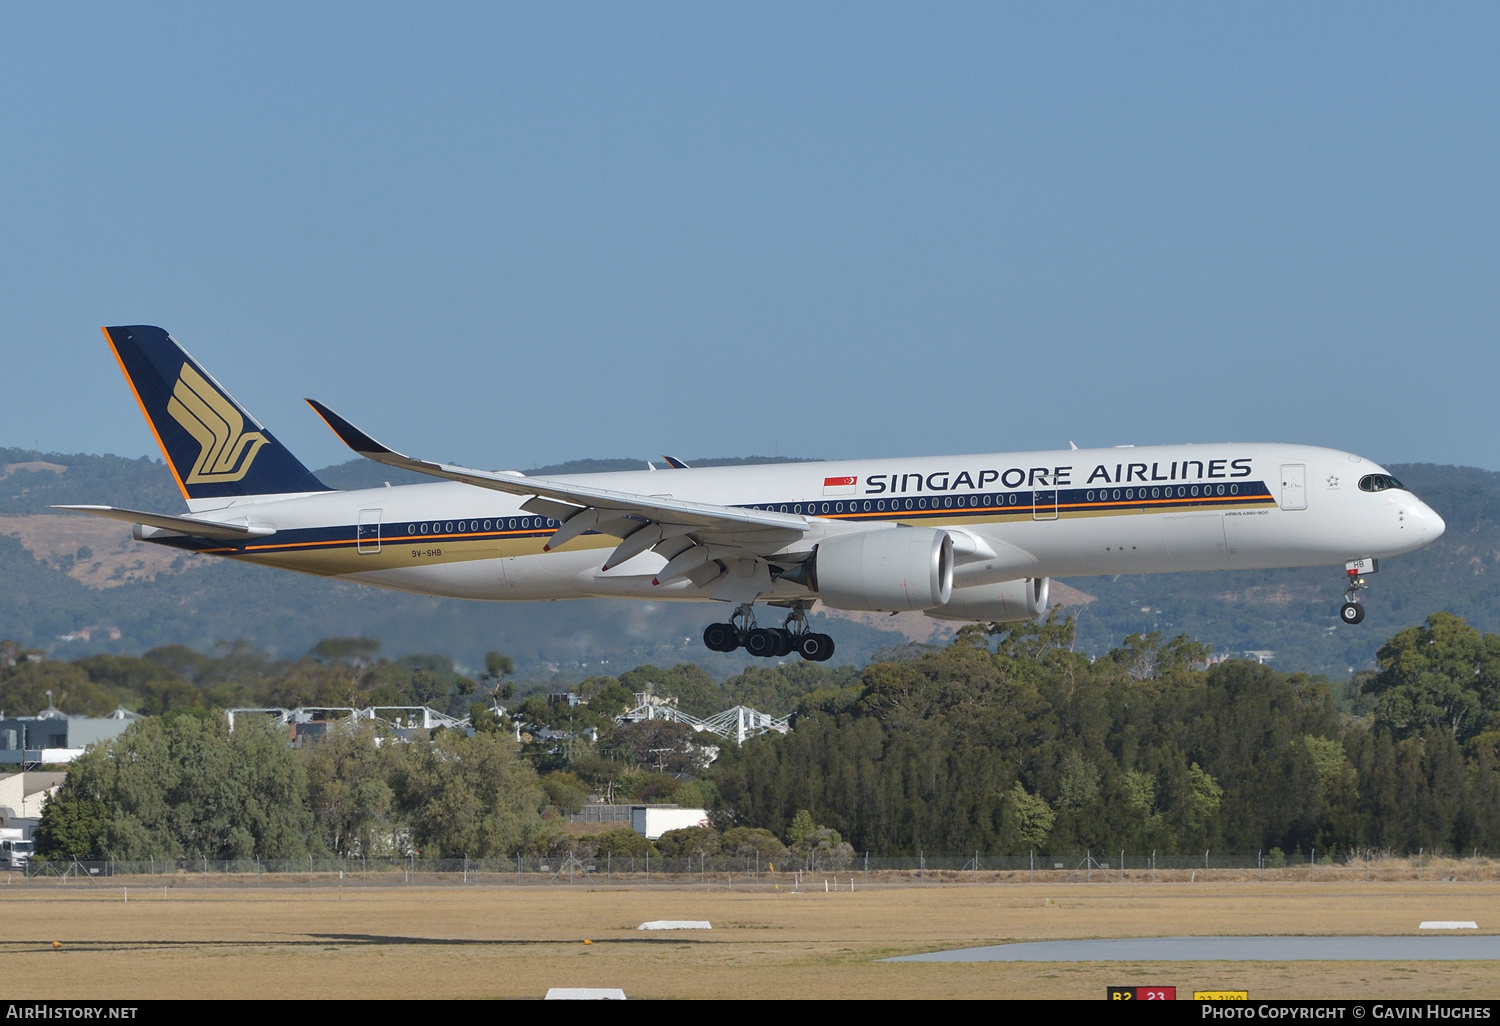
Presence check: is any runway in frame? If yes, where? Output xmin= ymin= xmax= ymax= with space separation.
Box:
xmin=885 ymin=935 xmax=1500 ymax=962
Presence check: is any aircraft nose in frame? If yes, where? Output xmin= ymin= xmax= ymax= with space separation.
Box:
xmin=1427 ymin=505 xmax=1446 ymax=540
xmin=1415 ymin=500 xmax=1445 ymax=540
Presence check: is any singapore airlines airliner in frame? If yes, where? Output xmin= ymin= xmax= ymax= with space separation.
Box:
xmin=62 ymin=326 xmax=1446 ymax=662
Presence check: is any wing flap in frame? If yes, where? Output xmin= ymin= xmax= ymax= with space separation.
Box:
xmin=520 ymin=497 xmax=584 ymax=522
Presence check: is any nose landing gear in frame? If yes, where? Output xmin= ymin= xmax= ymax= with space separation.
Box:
xmin=1339 ymin=558 xmax=1378 ymax=625
xmin=701 ymin=601 xmax=835 ymax=661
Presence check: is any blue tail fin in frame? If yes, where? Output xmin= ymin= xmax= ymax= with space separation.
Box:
xmin=103 ymin=326 xmax=330 ymax=502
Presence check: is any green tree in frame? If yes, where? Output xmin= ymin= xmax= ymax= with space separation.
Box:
xmin=1365 ymin=613 xmax=1500 ymax=743
xmin=540 ymin=772 xmax=588 ymax=814
xmin=302 ymin=722 xmax=397 ymax=856
xmin=469 ymin=702 xmax=505 ymax=734
xmin=1004 ymin=783 xmax=1056 ymax=850
xmin=616 ymin=770 xmax=682 ymax=803
xmin=73 ymin=653 xmax=197 ymax=715
xmin=481 ymin=651 xmax=515 ymax=703
xmin=602 ymin=719 xmax=709 ymax=773
xmin=1109 ymin=631 xmax=1210 ymax=682
xmin=591 ymin=828 xmax=656 ymax=858
xmin=656 ymin=825 xmax=719 ymax=858
xmin=37 ymin=715 xmax=314 ymax=859
xmin=672 ymin=781 xmax=707 ymax=809
xmin=1186 ymin=763 xmax=1224 ymax=829
xmin=33 ymin=790 xmax=110 ymax=859
xmin=617 ymin=664 xmax=721 ymax=718
xmin=1056 ymin=751 xmax=1102 ymax=809
xmin=143 ymin=645 xmax=213 ymax=683
xmin=802 ymin=825 xmax=855 ymax=867
xmin=310 ymin=637 xmax=380 ymax=665
xmin=785 ymin=809 xmax=816 ymax=849
xmin=572 ymin=754 xmax=627 ymax=805
xmin=0 ymin=658 xmax=121 ymax=716
xmin=394 ymin=729 xmax=544 ymax=857
xmin=718 ymin=826 xmax=789 ymax=860
xmin=990 ymin=606 xmax=1077 ymax=661
xmin=588 ymin=682 xmax=637 ymax=718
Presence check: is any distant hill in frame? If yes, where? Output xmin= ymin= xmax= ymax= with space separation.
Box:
xmin=1 ymin=447 xmax=180 ymax=514
xmin=0 ymin=448 xmax=1489 ymax=679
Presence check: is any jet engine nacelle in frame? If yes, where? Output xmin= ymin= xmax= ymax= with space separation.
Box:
xmin=925 ymin=577 xmax=1050 ymax=622
xmin=807 ymin=527 xmax=954 ymax=611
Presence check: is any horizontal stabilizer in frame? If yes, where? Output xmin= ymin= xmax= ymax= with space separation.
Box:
xmin=53 ymin=505 xmax=276 ymax=540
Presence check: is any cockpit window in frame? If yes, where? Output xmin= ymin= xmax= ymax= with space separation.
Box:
xmin=1358 ymin=474 xmax=1405 ymax=492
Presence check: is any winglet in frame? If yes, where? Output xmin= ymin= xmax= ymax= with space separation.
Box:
xmin=305 ymin=399 xmax=397 ymax=457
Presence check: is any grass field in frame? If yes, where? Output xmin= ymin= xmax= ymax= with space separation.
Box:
xmin=2 ymin=880 xmax=1497 ymax=1000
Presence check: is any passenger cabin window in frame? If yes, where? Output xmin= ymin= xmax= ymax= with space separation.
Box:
xmin=1358 ymin=474 xmax=1405 ymax=492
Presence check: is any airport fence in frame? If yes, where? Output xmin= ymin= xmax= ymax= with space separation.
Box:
xmin=13 ymin=849 xmax=1500 ymax=887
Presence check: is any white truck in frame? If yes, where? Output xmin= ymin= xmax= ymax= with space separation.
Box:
xmin=1 ymin=828 xmax=33 ymax=868
xmin=630 ymin=806 xmax=710 ymax=840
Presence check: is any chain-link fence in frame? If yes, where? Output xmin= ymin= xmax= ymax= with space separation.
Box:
xmin=14 ymin=849 xmax=1500 ymax=887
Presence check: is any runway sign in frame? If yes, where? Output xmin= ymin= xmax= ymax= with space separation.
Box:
xmin=1109 ymin=987 xmax=1176 ymax=1000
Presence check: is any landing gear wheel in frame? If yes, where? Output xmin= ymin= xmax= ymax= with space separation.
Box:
xmin=773 ymin=628 xmax=795 ymax=657
xmin=798 ymin=633 xmax=835 ymax=662
xmin=745 ymin=628 xmax=780 ymax=658
xmin=1339 ymin=561 xmax=1374 ymax=627
xmin=703 ymin=622 xmax=739 ymax=652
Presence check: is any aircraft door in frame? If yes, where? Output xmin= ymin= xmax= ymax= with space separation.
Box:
xmin=1279 ymin=465 xmax=1307 ymax=511
xmin=357 ymin=509 xmax=382 ymax=554
xmin=1032 ymin=489 xmax=1058 ymax=520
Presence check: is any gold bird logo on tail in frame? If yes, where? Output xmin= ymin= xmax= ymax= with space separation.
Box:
xmin=167 ymin=363 xmax=268 ymax=484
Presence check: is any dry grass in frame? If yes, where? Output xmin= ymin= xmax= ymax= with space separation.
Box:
xmin=3 ymin=879 xmax=1498 ymax=999
xmin=1 ymin=514 xmax=208 ymax=590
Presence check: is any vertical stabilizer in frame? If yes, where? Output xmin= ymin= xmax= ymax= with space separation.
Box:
xmin=103 ymin=325 xmax=330 ymax=503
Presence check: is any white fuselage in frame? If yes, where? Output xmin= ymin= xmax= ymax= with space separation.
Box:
xmin=160 ymin=442 xmax=1444 ymax=607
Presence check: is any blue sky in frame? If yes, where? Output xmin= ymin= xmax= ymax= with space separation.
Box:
xmin=2 ymin=3 xmax=1496 ymax=474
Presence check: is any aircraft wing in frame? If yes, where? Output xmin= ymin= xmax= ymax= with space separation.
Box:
xmin=52 ymin=504 xmax=276 ymax=539
xmin=307 ymin=400 xmax=811 ymax=585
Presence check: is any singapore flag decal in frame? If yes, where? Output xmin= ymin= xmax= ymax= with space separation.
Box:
xmin=822 ymin=475 xmax=859 ymax=497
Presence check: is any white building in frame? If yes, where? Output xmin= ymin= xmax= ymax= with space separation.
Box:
xmin=0 ymin=771 xmax=67 ymax=834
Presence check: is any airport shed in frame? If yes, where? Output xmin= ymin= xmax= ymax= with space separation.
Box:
xmin=0 ymin=707 xmax=140 ymax=766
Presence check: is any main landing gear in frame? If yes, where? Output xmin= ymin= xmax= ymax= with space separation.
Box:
xmin=702 ymin=601 xmax=835 ymax=662
xmin=1339 ymin=557 xmax=1378 ymax=625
